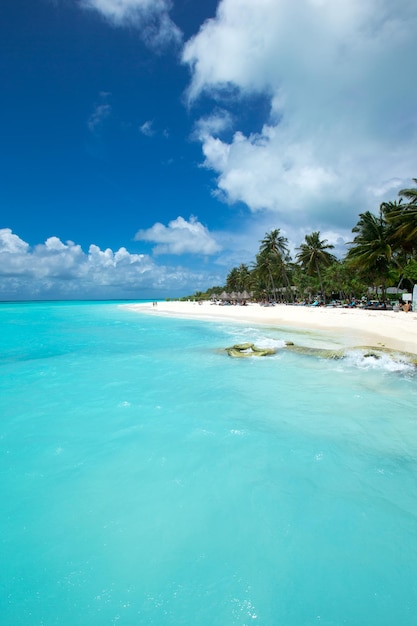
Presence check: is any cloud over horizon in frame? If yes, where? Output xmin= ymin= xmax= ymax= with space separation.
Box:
xmin=0 ymin=229 xmax=222 ymax=300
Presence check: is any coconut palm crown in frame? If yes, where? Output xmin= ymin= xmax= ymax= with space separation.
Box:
xmin=260 ymin=229 xmax=293 ymax=301
xmin=383 ymin=180 xmax=417 ymax=250
xmin=296 ymin=232 xmax=336 ymax=303
xmin=346 ymin=210 xmax=394 ymax=300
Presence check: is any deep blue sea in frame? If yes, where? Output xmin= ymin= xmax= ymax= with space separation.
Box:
xmin=1 ymin=301 xmax=417 ymax=626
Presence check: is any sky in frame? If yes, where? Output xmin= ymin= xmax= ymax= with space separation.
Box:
xmin=1 ymin=0 xmax=417 ymax=300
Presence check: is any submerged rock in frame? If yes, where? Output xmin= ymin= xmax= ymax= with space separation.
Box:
xmin=355 ymin=346 xmax=417 ymax=367
xmin=364 ymin=352 xmax=381 ymax=359
xmin=224 ymin=341 xmax=417 ymax=367
xmin=284 ymin=344 xmax=345 ymax=359
xmin=232 ymin=342 xmax=255 ymax=351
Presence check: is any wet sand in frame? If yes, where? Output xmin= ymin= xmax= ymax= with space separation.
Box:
xmin=124 ymin=301 xmax=417 ymax=356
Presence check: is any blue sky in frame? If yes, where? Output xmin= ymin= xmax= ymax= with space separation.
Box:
xmin=1 ymin=0 xmax=417 ymax=300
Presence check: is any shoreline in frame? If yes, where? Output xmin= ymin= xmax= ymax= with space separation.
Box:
xmin=123 ymin=301 xmax=417 ymax=357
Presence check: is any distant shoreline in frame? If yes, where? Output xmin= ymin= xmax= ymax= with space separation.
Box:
xmin=123 ymin=300 xmax=417 ymax=356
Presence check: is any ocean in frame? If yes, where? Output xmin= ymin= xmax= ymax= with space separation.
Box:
xmin=1 ymin=301 xmax=417 ymax=626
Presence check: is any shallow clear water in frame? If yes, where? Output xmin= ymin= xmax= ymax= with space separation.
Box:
xmin=1 ymin=302 xmax=417 ymax=626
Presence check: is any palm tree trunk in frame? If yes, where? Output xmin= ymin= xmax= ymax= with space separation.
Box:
xmin=282 ymin=266 xmax=294 ymax=302
xmin=268 ymin=269 xmax=277 ymax=302
xmin=316 ymin=262 xmax=326 ymax=304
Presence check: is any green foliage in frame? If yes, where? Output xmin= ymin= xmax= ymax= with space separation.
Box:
xmin=346 ymin=209 xmax=394 ymax=299
xmin=225 ymin=264 xmax=252 ymax=293
xmin=384 ymin=182 xmax=417 ymax=250
xmin=403 ymin=259 xmax=417 ymax=282
xmin=182 ymin=177 xmax=417 ymax=301
xmin=295 ymin=232 xmax=336 ymax=303
xmin=323 ymin=260 xmax=368 ymax=300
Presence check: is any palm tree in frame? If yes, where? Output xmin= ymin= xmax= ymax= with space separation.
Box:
xmin=259 ymin=229 xmax=293 ymax=301
xmin=296 ymin=232 xmax=336 ymax=303
xmin=253 ymin=250 xmax=277 ymax=302
xmin=249 ymin=264 xmax=269 ymax=301
xmin=225 ymin=267 xmax=240 ymax=293
xmin=236 ymin=263 xmax=251 ymax=292
xmin=399 ymin=178 xmax=417 ymax=204
xmin=323 ymin=259 xmax=369 ymax=302
xmin=346 ymin=210 xmax=394 ymax=300
xmin=383 ymin=180 xmax=417 ymax=251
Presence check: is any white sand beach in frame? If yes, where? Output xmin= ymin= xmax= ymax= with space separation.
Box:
xmin=125 ymin=301 xmax=417 ymax=356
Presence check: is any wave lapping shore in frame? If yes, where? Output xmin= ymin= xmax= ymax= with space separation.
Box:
xmin=124 ymin=301 xmax=417 ymax=356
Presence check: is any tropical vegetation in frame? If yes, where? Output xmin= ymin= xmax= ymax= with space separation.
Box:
xmin=181 ymin=179 xmax=417 ymax=303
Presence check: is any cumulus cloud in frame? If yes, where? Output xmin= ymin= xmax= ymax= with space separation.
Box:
xmin=0 ymin=229 xmax=30 ymax=254
xmin=0 ymin=229 xmax=221 ymax=300
xmin=183 ymin=0 xmax=417 ymax=231
xmin=78 ymin=0 xmax=182 ymax=49
xmin=193 ymin=109 xmax=234 ymax=140
xmin=134 ymin=216 xmax=222 ymax=256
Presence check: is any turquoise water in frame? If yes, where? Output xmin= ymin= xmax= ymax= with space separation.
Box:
xmin=1 ymin=301 xmax=417 ymax=626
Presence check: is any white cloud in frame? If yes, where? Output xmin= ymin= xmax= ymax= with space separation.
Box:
xmin=0 ymin=229 xmax=222 ymax=299
xmin=0 ymin=229 xmax=30 ymax=254
xmin=88 ymin=103 xmax=112 ymax=133
xmin=183 ymin=0 xmax=417 ymax=231
xmin=193 ymin=109 xmax=234 ymax=140
xmin=134 ymin=216 xmax=222 ymax=256
xmin=79 ymin=0 xmax=182 ymax=49
xmin=139 ymin=120 xmax=155 ymax=137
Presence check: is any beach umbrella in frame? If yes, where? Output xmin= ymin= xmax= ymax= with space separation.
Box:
xmin=220 ymin=291 xmax=230 ymax=300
